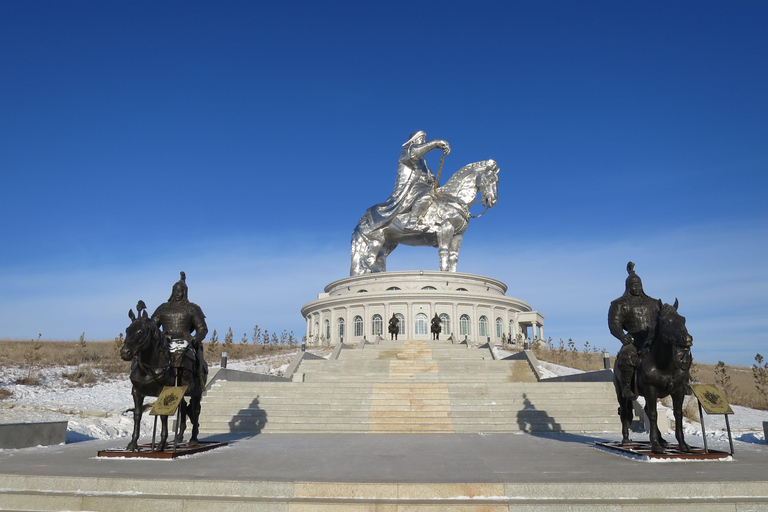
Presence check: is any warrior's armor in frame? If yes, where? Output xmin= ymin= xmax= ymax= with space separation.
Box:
xmin=151 ymin=272 xmax=208 ymax=378
xmin=608 ymin=262 xmax=659 ymax=400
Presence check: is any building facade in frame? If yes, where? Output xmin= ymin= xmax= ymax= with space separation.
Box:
xmin=301 ymin=271 xmax=544 ymax=346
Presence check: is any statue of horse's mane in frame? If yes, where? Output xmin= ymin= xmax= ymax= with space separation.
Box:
xmin=439 ymin=161 xmax=491 ymax=196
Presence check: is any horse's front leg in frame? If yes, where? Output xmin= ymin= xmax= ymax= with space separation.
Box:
xmin=448 ymin=233 xmax=463 ymax=272
xmin=126 ymin=387 xmax=143 ymax=451
xmin=156 ymin=415 xmax=169 ymax=451
xmin=436 ymin=223 xmax=455 ymax=272
xmin=644 ymin=388 xmax=665 ymax=454
xmin=672 ymin=389 xmax=691 ymax=452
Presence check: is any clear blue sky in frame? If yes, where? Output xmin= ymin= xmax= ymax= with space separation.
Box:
xmin=1 ymin=1 xmax=766 ymax=366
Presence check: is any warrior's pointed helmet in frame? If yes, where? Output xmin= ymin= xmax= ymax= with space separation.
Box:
xmin=402 ymin=130 xmax=426 ymax=147
xmin=625 ymin=261 xmax=644 ymax=293
xmin=169 ymin=271 xmax=189 ymax=301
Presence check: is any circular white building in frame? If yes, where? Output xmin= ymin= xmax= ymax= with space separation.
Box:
xmin=301 ymin=271 xmax=544 ymax=346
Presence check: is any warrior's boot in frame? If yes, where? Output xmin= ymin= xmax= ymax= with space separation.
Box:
xmin=619 ymin=366 xmax=638 ymax=400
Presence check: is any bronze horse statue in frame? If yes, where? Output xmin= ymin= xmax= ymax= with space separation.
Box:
xmin=614 ymin=299 xmax=693 ymax=454
xmin=120 ymin=304 xmax=205 ymax=451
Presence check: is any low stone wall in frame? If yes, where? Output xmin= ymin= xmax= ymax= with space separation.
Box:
xmin=0 ymin=421 xmax=67 ymax=449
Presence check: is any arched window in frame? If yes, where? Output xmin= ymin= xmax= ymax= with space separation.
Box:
xmin=395 ymin=313 xmax=405 ymax=335
xmin=439 ymin=314 xmax=451 ymax=336
xmin=457 ymin=287 xmax=468 ymax=291
xmin=353 ymin=316 xmax=363 ymax=337
xmin=314 ymin=322 xmax=319 ymax=337
xmin=371 ymin=314 xmax=383 ymax=336
xmin=496 ymin=318 xmax=503 ymax=339
xmin=415 ymin=313 xmax=428 ymax=335
xmin=421 ymin=286 xmax=436 ymax=290
xmin=357 ymin=289 xmax=368 ymax=293
xmin=509 ymin=320 xmax=516 ymax=343
xmin=337 ymin=318 xmax=345 ymax=339
xmin=460 ymin=314 xmax=471 ymax=336
xmin=324 ymin=319 xmax=330 ymax=340
xmin=479 ymin=316 xmax=489 ymax=337
xmin=386 ymin=286 xmax=401 ymax=291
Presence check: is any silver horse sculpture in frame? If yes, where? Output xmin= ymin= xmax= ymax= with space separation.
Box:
xmin=350 ymin=159 xmax=499 ymax=275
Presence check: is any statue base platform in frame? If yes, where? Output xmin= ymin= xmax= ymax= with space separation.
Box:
xmin=97 ymin=441 xmax=228 ymax=459
xmin=595 ymin=441 xmax=731 ymax=461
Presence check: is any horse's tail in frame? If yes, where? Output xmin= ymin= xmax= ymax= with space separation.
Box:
xmin=350 ymin=225 xmax=369 ymax=276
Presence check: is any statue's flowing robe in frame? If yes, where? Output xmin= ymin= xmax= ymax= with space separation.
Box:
xmin=355 ymin=144 xmax=434 ymax=234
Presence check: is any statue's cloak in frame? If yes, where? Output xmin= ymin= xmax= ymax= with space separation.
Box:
xmin=355 ymin=145 xmax=434 ymax=234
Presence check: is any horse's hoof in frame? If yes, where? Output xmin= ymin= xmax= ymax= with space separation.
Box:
xmin=620 ymin=437 xmax=631 ymax=446
xmin=651 ymin=444 xmax=665 ymax=454
xmin=154 ymin=442 xmax=167 ymax=452
xmin=679 ymin=442 xmax=692 ymax=453
xmin=187 ymin=439 xmax=199 ymax=447
xmin=659 ymin=438 xmax=669 ymax=446
xmin=126 ymin=442 xmax=138 ymax=451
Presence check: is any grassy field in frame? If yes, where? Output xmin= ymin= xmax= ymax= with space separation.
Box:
xmin=531 ymin=341 xmax=768 ymax=411
xmin=0 ymin=338 xmax=300 ymax=388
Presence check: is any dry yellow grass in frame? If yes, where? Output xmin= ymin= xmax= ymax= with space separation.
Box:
xmin=532 ymin=343 xmax=766 ymax=411
xmin=0 ymin=339 xmax=298 ymax=382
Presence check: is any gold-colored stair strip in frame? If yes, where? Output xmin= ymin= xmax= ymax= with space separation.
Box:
xmin=369 ymin=340 xmax=454 ymax=432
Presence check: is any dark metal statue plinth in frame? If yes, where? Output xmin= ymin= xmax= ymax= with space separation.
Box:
xmin=595 ymin=441 xmax=731 ymax=461
xmin=97 ymin=441 xmax=228 ymax=459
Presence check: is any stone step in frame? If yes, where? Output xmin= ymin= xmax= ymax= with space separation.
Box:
xmin=4 ymin=473 xmax=764 ymax=511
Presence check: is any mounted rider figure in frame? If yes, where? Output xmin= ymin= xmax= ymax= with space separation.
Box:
xmin=151 ymin=272 xmax=208 ymax=387
xmin=608 ymin=262 xmax=660 ymax=400
xmin=363 ymin=131 xmax=450 ymax=233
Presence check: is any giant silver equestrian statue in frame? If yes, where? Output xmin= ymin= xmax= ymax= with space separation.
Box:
xmin=350 ymin=131 xmax=499 ymax=275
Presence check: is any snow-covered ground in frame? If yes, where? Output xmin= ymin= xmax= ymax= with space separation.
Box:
xmin=0 ymin=350 xmax=307 ymax=444
xmin=1 ymin=349 xmax=766 ymax=454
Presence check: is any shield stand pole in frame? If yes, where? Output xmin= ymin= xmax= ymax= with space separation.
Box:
xmin=698 ymin=400 xmax=709 ymax=454
xmin=172 ymin=368 xmax=182 ymax=456
xmin=150 ymin=415 xmax=158 ymax=452
xmin=725 ymin=414 xmax=734 ymax=455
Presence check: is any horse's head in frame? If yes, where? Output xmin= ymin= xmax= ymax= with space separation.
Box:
xmin=120 ymin=304 xmax=163 ymax=361
xmin=476 ymin=159 xmax=499 ymax=208
xmin=657 ymin=298 xmax=693 ymax=370
xmin=658 ymin=298 xmax=693 ymax=348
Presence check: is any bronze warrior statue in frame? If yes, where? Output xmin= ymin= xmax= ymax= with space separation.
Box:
xmin=608 ymin=262 xmax=659 ymax=400
xmin=431 ymin=314 xmax=442 ymax=340
xmin=151 ymin=271 xmax=209 ymax=380
xmin=609 ymin=261 xmax=695 ymax=453
xmin=120 ymin=272 xmax=209 ymax=451
xmin=388 ymin=314 xmax=400 ymax=340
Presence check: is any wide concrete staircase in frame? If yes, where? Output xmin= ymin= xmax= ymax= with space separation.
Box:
xmin=198 ymin=338 xmax=617 ymax=434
